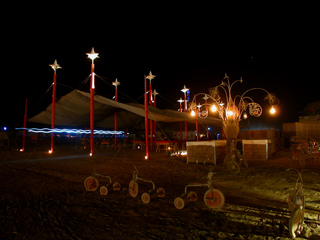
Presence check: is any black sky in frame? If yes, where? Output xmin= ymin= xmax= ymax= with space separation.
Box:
xmin=2 ymin=3 xmax=317 ymax=130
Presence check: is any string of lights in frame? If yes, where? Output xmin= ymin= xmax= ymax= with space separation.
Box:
xmin=16 ymin=128 xmax=124 ymax=135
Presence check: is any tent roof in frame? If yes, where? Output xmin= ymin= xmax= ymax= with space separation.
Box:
xmin=29 ymin=90 xmax=222 ymax=129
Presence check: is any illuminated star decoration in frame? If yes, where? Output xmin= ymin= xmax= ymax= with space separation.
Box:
xmin=49 ymin=59 xmax=62 ymax=72
xmin=146 ymin=71 xmax=156 ymax=81
xmin=177 ymin=97 xmax=184 ymax=104
xmin=112 ymin=78 xmax=120 ymax=88
xmin=152 ymin=89 xmax=158 ymax=97
xmin=86 ymin=47 xmax=99 ymax=62
xmin=181 ymin=85 xmax=189 ymax=94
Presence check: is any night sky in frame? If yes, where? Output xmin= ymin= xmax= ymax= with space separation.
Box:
xmin=2 ymin=3 xmax=316 ymax=130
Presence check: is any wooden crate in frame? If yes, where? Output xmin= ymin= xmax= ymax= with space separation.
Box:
xmin=212 ymin=140 xmax=227 ymax=164
xmin=242 ymin=139 xmax=271 ymax=161
xmin=186 ymin=140 xmax=226 ymax=164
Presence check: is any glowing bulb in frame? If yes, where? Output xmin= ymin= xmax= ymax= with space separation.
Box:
xmin=270 ymin=106 xmax=276 ymax=114
xmin=145 ymin=155 xmax=148 ymax=160
xmin=227 ymin=110 xmax=234 ymax=116
xmin=89 ymin=153 xmax=93 ymax=156
xmin=191 ymin=110 xmax=196 ymax=116
xmin=48 ymin=150 xmax=52 ymax=154
xmin=211 ymin=104 xmax=217 ymax=112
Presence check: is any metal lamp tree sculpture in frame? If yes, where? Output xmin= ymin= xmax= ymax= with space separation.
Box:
xmin=190 ymin=73 xmax=279 ymax=165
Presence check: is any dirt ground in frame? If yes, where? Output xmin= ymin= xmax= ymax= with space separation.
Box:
xmin=0 ymin=145 xmax=320 ymax=240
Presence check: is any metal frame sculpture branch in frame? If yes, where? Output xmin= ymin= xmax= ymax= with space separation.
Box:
xmin=189 ymin=73 xmax=279 ymax=167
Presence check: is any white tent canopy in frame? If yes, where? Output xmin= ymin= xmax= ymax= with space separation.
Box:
xmin=29 ymin=90 xmax=222 ymax=129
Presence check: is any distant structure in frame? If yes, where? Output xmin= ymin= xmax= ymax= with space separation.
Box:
xmin=299 ymin=100 xmax=320 ymax=122
xmin=283 ymin=100 xmax=320 ymax=146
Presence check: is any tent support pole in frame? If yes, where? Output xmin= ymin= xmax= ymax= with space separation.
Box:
xmin=149 ymin=79 xmax=153 ymax=151
xmin=50 ymin=72 xmax=57 ymax=153
xmin=21 ymin=98 xmax=28 ymax=152
xmin=144 ymin=75 xmax=149 ymax=160
xmin=114 ymin=87 xmax=118 ymax=150
xmin=90 ymin=63 xmax=95 ymax=156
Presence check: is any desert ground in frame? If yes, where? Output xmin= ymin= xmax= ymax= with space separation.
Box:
xmin=0 ymin=144 xmax=320 ymax=240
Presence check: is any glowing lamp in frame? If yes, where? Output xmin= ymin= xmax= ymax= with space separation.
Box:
xmin=86 ymin=48 xmax=99 ymax=61
xmin=89 ymin=153 xmax=93 ymax=157
xmin=48 ymin=150 xmax=52 ymax=154
xmin=243 ymin=112 xmax=248 ymax=119
xmin=145 ymin=155 xmax=148 ymax=160
xmin=191 ymin=109 xmax=196 ymax=116
xmin=211 ymin=104 xmax=217 ymax=112
xmin=270 ymin=106 xmax=276 ymax=114
xmin=227 ymin=110 xmax=234 ymax=116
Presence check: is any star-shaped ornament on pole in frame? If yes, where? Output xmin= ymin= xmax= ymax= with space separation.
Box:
xmin=48 ymin=59 xmax=61 ymax=154
xmin=49 ymin=59 xmax=62 ymax=73
xmin=112 ymin=78 xmax=121 ymax=88
xmin=146 ymin=71 xmax=156 ymax=81
xmin=86 ymin=48 xmax=99 ymax=62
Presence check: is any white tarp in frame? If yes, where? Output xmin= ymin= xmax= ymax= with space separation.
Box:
xmin=29 ymin=90 xmax=222 ymax=129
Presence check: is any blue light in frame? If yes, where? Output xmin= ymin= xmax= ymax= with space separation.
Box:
xmin=3 ymin=127 xmax=7 ymax=131
xmin=15 ymin=127 xmax=124 ymax=135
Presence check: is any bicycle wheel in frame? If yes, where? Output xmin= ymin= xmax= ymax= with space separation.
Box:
xmin=100 ymin=186 xmax=108 ymax=196
xmin=113 ymin=182 xmax=121 ymax=191
xmin=129 ymin=180 xmax=139 ymax=197
xmin=289 ymin=207 xmax=304 ymax=238
xmin=84 ymin=176 xmax=99 ymax=191
xmin=141 ymin=193 xmax=151 ymax=203
xmin=187 ymin=191 xmax=197 ymax=202
xmin=156 ymin=188 xmax=165 ymax=198
xmin=174 ymin=197 xmax=185 ymax=210
xmin=204 ymin=189 xmax=225 ymax=209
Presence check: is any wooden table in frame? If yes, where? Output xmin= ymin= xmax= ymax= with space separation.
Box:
xmin=100 ymin=140 xmax=111 ymax=149
xmin=132 ymin=140 xmax=145 ymax=150
xmin=154 ymin=140 xmax=184 ymax=153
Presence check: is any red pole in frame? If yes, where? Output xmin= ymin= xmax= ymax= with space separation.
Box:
xmin=90 ymin=63 xmax=95 ymax=156
xmin=50 ymin=72 xmax=56 ymax=153
xmin=114 ymin=87 xmax=118 ymax=150
xmin=86 ymin=48 xmax=99 ymax=156
xmin=21 ymin=98 xmax=28 ymax=152
xmin=196 ymin=108 xmax=199 ymax=141
xmin=153 ymin=93 xmax=157 ymax=141
xmin=184 ymin=93 xmax=188 ymax=142
xmin=149 ymin=80 xmax=153 ymax=151
xmin=195 ymin=95 xmax=199 ymax=141
xmin=144 ymin=75 xmax=149 ymax=160
xmin=48 ymin=60 xmax=60 ymax=153
xmin=179 ymin=101 xmax=182 ymax=141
